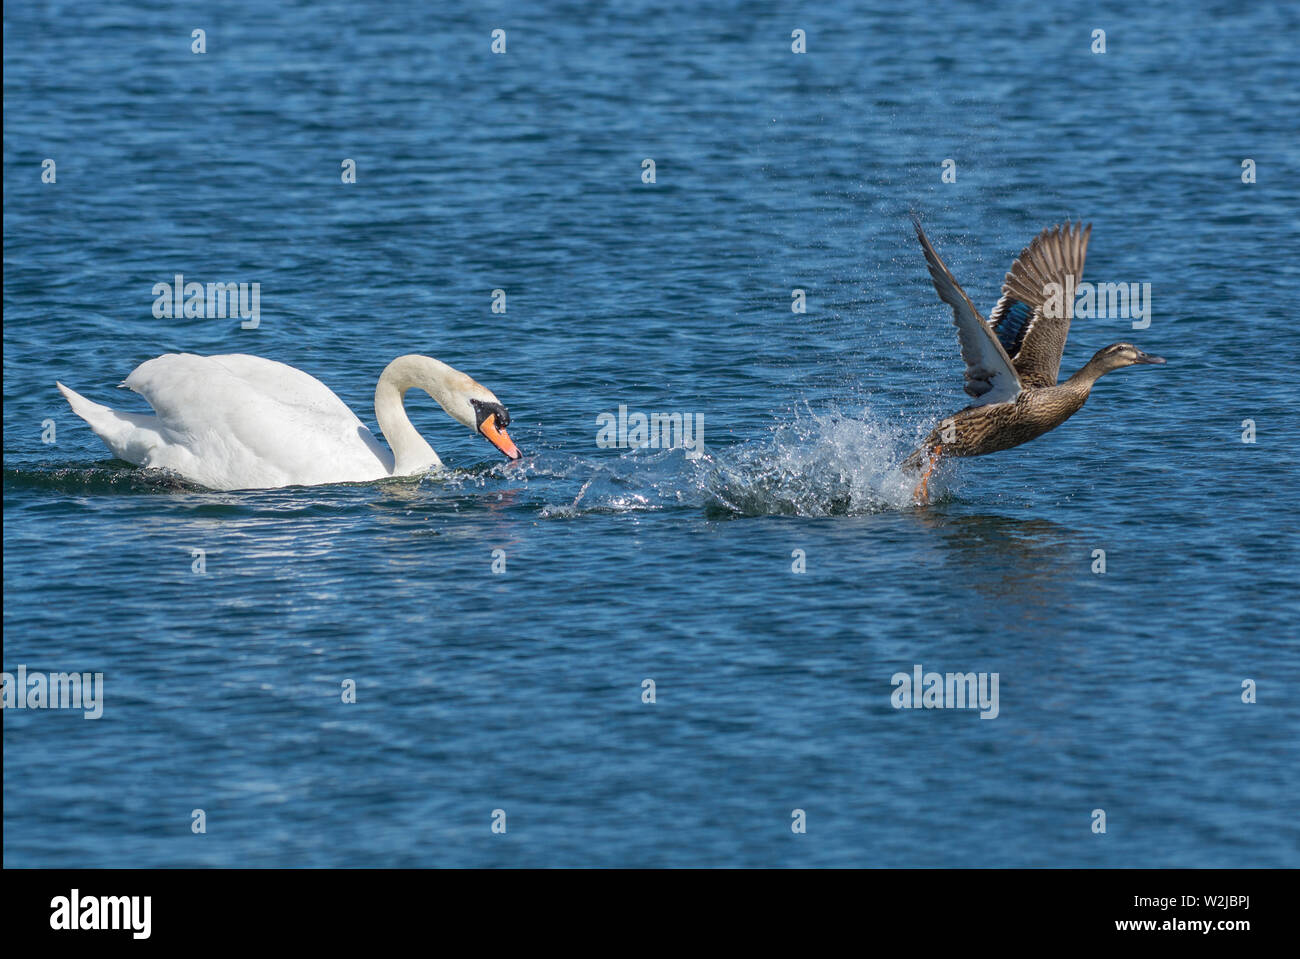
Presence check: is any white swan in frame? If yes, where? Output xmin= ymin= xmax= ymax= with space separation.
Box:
xmin=56 ymin=353 xmax=521 ymax=491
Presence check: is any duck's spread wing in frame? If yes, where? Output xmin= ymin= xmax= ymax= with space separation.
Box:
xmin=912 ymin=217 xmax=1022 ymax=407
xmin=989 ymin=221 xmax=1091 ymax=389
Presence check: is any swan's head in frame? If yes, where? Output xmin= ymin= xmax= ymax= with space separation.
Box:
xmin=467 ymin=393 xmax=521 ymax=460
xmin=440 ymin=371 xmax=519 ymax=459
xmin=381 ymin=355 xmax=522 ymax=462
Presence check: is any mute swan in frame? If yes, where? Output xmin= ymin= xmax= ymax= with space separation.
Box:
xmin=56 ymin=353 xmax=521 ymax=491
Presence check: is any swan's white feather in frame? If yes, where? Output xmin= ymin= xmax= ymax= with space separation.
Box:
xmin=66 ymin=353 xmax=393 ymax=490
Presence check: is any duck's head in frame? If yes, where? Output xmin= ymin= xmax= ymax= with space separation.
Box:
xmin=1090 ymin=342 xmax=1166 ymax=373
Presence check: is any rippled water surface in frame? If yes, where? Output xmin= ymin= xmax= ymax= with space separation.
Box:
xmin=4 ymin=0 xmax=1299 ymax=866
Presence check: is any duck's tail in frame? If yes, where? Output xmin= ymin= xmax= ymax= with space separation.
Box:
xmin=901 ymin=445 xmax=929 ymax=473
xmin=901 ymin=425 xmax=944 ymax=472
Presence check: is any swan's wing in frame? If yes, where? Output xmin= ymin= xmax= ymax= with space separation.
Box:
xmin=121 ymin=354 xmax=391 ymax=488
xmin=989 ymin=222 xmax=1091 ymax=388
xmin=199 ymin=354 xmax=368 ymax=423
xmin=912 ymin=218 xmax=1022 ymax=406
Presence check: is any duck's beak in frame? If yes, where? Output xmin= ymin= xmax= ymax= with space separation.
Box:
xmin=1136 ymin=352 xmax=1166 ymax=364
xmin=481 ymin=414 xmax=521 ymax=460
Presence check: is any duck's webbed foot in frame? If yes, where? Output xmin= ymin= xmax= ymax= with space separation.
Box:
xmin=912 ymin=445 xmax=942 ymax=505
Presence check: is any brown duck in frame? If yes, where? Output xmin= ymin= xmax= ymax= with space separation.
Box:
xmin=904 ymin=217 xmax=1165 ymax=503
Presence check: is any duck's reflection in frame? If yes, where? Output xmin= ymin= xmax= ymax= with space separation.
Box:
xmin=908 ymin=508 xmax=1081 ymax=606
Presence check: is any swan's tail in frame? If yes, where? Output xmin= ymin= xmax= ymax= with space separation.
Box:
xmin=56 ymin=381 xmax=159 ymax=465
xmin=56 ymin=382 xmax=118 ymax=435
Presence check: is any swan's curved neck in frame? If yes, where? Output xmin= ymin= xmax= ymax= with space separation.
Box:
xmin=374 ymin=355 xmax=463 ymax=475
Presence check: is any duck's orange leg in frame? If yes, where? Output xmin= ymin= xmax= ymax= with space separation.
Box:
xmin=912 ymin=445 xmax=942 ymax=505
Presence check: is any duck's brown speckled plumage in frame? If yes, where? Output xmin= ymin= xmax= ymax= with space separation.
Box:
xmin=903 ymin=218 xmax=1165 ymax=491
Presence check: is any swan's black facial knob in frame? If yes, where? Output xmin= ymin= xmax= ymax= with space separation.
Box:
xmin=471 ymin=399 xmax=520 ymax=460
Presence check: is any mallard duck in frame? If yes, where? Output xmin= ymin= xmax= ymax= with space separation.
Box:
xmin=903 ymin=217 xmax=1164 ymax=503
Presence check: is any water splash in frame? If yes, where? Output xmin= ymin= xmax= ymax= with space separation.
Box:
xmin=523 ymin=404 xmax=945 ymax=518
xmin=700 ymin=405 xmax=936 ymax=516
xmin=7 ymin=406 xmax=947 ymax=517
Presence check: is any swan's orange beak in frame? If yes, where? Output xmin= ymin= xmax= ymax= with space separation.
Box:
xmin=481 ymin=414 xmax=521 ymax=460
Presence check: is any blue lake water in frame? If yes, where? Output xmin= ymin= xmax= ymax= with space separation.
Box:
xmin=4 ymin=0 xmax=1298 ymax=867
